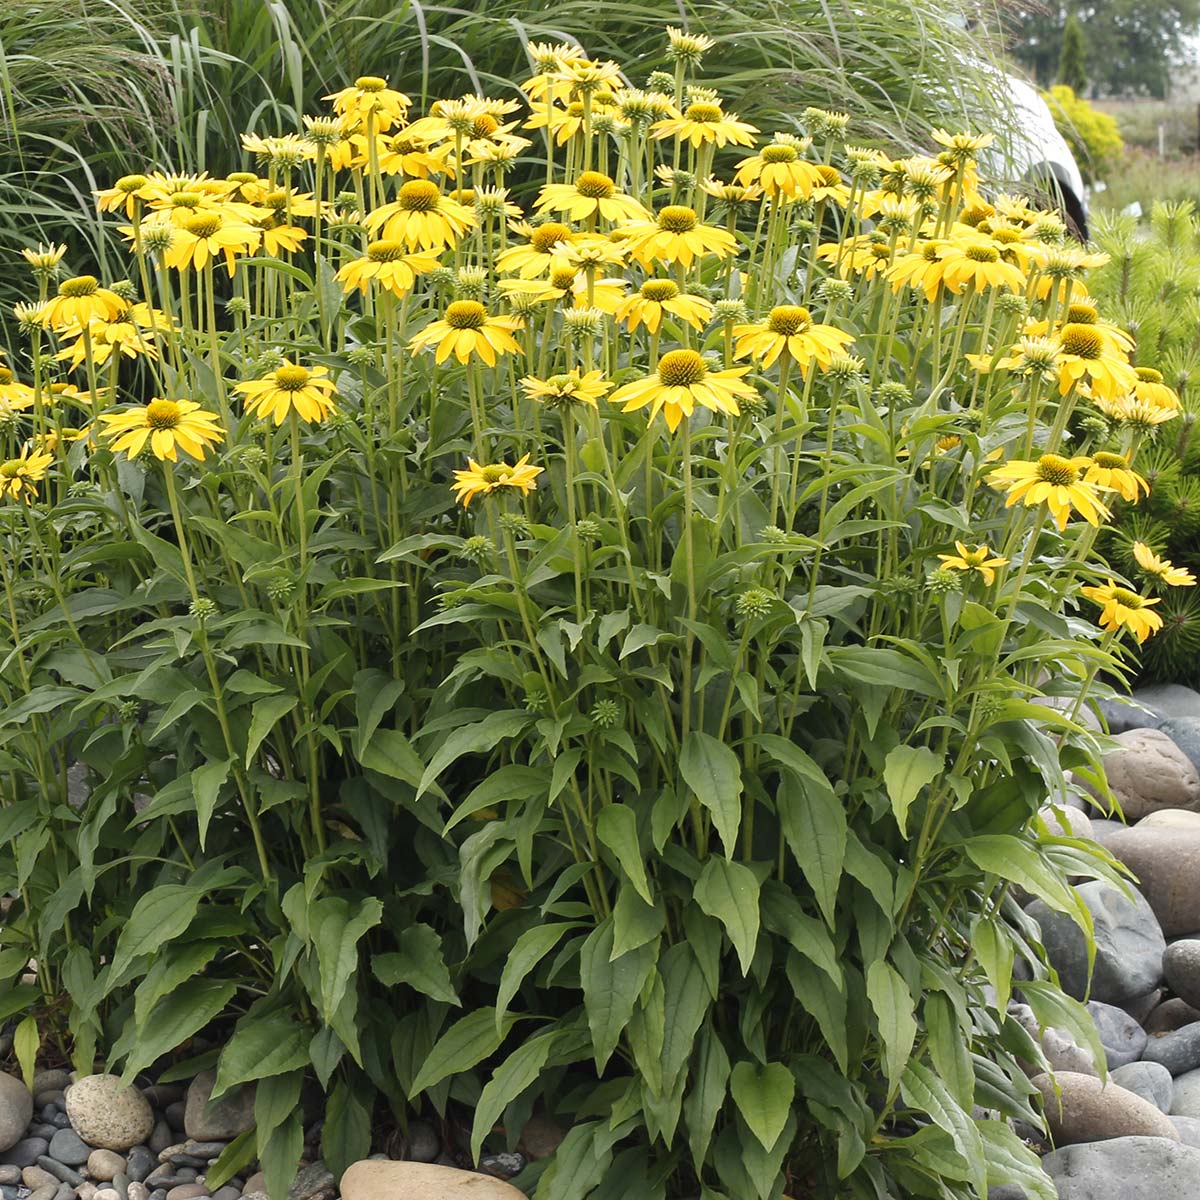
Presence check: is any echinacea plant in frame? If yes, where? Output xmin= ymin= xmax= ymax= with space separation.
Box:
xmin=0 ymin=27 xmax=1178 ymax=1200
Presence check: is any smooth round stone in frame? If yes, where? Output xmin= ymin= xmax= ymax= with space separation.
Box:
xmin=1141 ymin=810 xmax=1200 ymax=832
xmin=1044 ymin=1136 xmax=1200 ymax=1200
xmin=289 ymin=1162 xmax=333 ymax=1200
xmin=1100 ymin=694 xmax=1165 ymax=734
xmin=165 ymin=1185 xmax=208 ymax=1200
xmin=0 ymin=1075 xmax=33 ymax=1155
xmin=36 ymin=1156 xmax=83 ymax=1185
xmin=1088 ymin=999 xmax=1148 ymax=1067
xmin=1171 ymin=1114 xmax=1200 ymax=1147
xmin=127 ymin=1183 xmax=149 ymax=1200
xmin=403 ymin=1121 xmax=439 ymax=1163
xmin=1102 ymin=827 xmax=1200 ymax=936
xmin=208 ymin=1188 xmax=240 ymax=1200
xmin=339 ymin=1161 xmax=528 ymax=1200
xmin=1144 ymin=1022 xmax=1200 ymax=1075
xmin=2 ymin=1137 xmax=49 ymax=1169
xmin=1126 ymin=988 xmax=1164 ymax=1024
xmin=95 ymin=1189 xmax=121 ymax=1200
xmin=88 ymin=1151 xmax=127 ymax=1182
xmin=519 ymin=1114 xmax=564 ymax=1161
xmin=148 ymin=1124 xmax=172 ymax=1157
xmin=1113 ymin=1061 xmax=1175 ymax=1113
xmin=182 ymin=1075 xmax=254 ymax=1144
xmin=1171 ymin=1067 xmax=1200 ymax=1117
xmin=50 ymin=1114 xmax=70 ymax=1130
xmin=0 ymin=1169 xmax=18 ymax=1188
xmin=1137 ymin=685 xmax=1200 ymax=722
xmin=31 ymin=1074 xmax=70 ymax=1098
xmin=22 ymin=1167 xmax=58 ymax=1190
xmin=65 ymin=1077 xmax=154 ymax=1152
xmin=1165 ymin=940 xmax=1200 ymax=1010
xmin=1160 ymin=716 xmax=1200 ymax=775
xmin=1033 ymin=1071 xmax=1180 ymax=1144
xmin=48 ymin=1128 xmax=90 ymax=1167
xmin=1089 ymin=729 xmax=1200 ymax=820
xmin=1146 ymin=998 xmax=1200 ymax=1035
xmin=27 ymin=1186 xmax=58 ymax=1200
xmin=1037 ymin=804 xmax=1094 ymax=840
xmin=126 ymin=1149 xmax=154 ymax=1184
xmin=1028 ymin=881 xmax=1165 ymax=1004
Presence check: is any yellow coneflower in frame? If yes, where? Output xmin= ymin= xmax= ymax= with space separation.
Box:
xmin=809 ymin=164 xmax=852 ymax=206
xmin=665 ymin=25 xmax=715 ymax=64
xmin=498 ymin=266 xmax=625 ymax=314
xmin=408 ymin=301 xmax=523 ymax=366
xmin=651 ymin=100 xmax=759 ymax=148
xmin=20 ymin=243 xmax=67 ymax=278
xmin=163 ymin=211 xmax=261 ymax=275
xmin=95 ymin=174 xmax=154 ymax=217
xmin=451 ymin=454 xmax=543 ymax=507
xmin=614 ymin=279 xmax=713 ymax=334
xmin=1093 ymin=393 xmax=1179 ymax=430
xmin=55 ymin=305 xmax=166 ymax=370
xmin=100 ymin=399 xmax=225 ymax=462
xmin=1055 ymin=323 xmax=1137 ymax=399
xmin=235 ymin=362 xmax=339 ymax=426
xmin=886 ymin=241 xmax=953 ymax=301
xmin=372 ymin=131 xmax=454 ymax=178
xmin=619 ymin=205 xmax=736 ymax=268
xmin=937 ymin=542 xmax=1008 ymax=586
xmin=324 ymin=76 xmax=412 ymax=131
xmin=732 ymin=306 xmax=855 ymax=373
xmin=938 ymin=240 xmax=1025 ymax=293
xmin=336 ymin=241 xmax=441 ymax=297
xmin=39 ymin=276 xmax=125 ymax=329
xmin=733 ymin=142 xmax=822 ymax=198
xmin=931 ymin=129 xmax=994 ymax=163
xmin=609 ymin=348 xmax=757 ymax=431
xmin=1131 ymin=367 xmax=1182 ymax=412
xmin=365 ymin=180 xmax=476 ymax=251
xmin=535 ymin=171 xmax=649 ymax=224
xmin=1083 ymin=451 xmax=1148 ymax=503
xmin=523 ymin=100 xmax=591 ymax=145
xmin=519 ymin=369 xmax=612 ymax=408
xmin=495 ymin=222 xmax=576 ymax=278
xmin=1134 ymin=541 xmax=1197 ymax=587
xmin=0 ymin=447 xmax=53 ymax=503
xmin=1058 ymin=302 xmax=1134 ymax=357
xmin=1080 ymin=580 xmax=1163 ymax=643
xmin=0 ymin=366 xmax=35 ymax=410
xmin=988 ymin=453 xmax=1110 ymax=530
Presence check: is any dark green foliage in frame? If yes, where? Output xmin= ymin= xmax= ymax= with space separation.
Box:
xmin=1056 ymin=13 xmax=1088 ymax=95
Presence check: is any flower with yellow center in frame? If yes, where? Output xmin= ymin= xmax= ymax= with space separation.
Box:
xmin=931 ymin=128 xmax=994 ymax=164
xmin=1084 ymin=451 xmax=1148 ymax=503
xmin=20 ymin=243 xmax=67 ymax=278
xmin=55 ymin=306 xmax=166 ymax=370
xmin=1055 ymin=322 xmax=1138 ymax=399
xmin=0 ymin=367 xmax=34 ymax=410
xmin=609 ymin=348 xmax=757 ymax=431
xmin=1134 ymin=541 xmax=1197 ymax=588
xmin=733 ymin=142 xmax=822 ymax=198
xmin=0 ymin=447 xmax=53 ymax=503
xmin=535 ymin=171 xmax=650 ymax=224
xmin=365 ymin=180 xmax=476 ymax=251
xmin=988 ymin=453 xmax=1110 ymax=530
xmin=651 ymin=100 xmax=759 ymax=148
xmin=163 ymin=211 xmax=261 ymax=275
xmin=100 ymin=398 xmax=225 ymax=462
xmin=95 ymin=174 xmax=153 ymax=216
xmin=408 ymin=300 xmax=523 ymax=366
xmin=1080 ymin=580 xmax=1163 ymax=643
xmin=495 ymin=222 xmax=576 ymax=278
xmin=665 ymin=26 xmax=715 ymax=65
xmin=336 ymin=241 xmax=441 ymax=297
xmin=555 ymin=233 xmax=630 ymax=271
xmin=30 ymin=426 xmax=90 ymax=456
xmin=451 ymin=455 xmax=543 ymax=507
xmin=886 ymin=240 xmax=953 ymax=301
xmin=700 ymin=178 xmax=762 ymax=211
xmin=524 ymin=100 xmax=591 ymax=145
xmin=372 ymin=131 xmax=453 ymax=178
xmin=520 ymin=369 xmax=612 ymax=408
xmin=809 ymin=164 xmax=852 ymax=206
xmin=619 ymin=205 xmax=736 ymax=268
xmin=235 ymin=362 xmax=339 ymax=425
xmin=498 ymin=267 xmax=625 ymax=314
xmin=615 ymin=279 xmax=713 ymax=334
xmin=1058 ymin=302 xmax=1134 ymax=357
xmin=1132 ymin=367 xmax=1182 ymax=413
xmin=967 ymin=335 xmax=1061 ymax=382
xmin=732 ymin=306 xmax=855 ymax=373
xmin=818 ymin=234 xmax=894 ymax=280
xmin=39 ymin=276 xmax=125 ymax=329
xmin=938 ymin=240 xmax=1025 ymax=293
xmin=937 ymin=542 xmax=1008 ymax=586
xmin=324 ymin=76 xmax=412 ymax=132
xmin=1093 ymin=393 xmax=1179 ymax=430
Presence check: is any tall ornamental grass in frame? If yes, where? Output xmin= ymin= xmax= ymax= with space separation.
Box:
xmin=0 ymin=27 xmax=1171 ymax=1200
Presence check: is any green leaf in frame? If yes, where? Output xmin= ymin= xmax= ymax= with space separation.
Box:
xmin=679 ymin=731 xmax=743 ymax=858
xmin=660 ymin=944 xmax=711 ymax=1092
xmin=215 ymin=1012 xmax=311 ymax=1095
xmin=134 ymin=941 xmax=220 ymax=1028
xmin=205 ymin=1131 xmax=256 ymax=1192
xmin=471 ymin=1029 xmax=558 ymax=1163
xmin=311 ymin=897 xmax=383 ymax=1022
xmin=118 ymin=979 xmax=237 ymax=1084
xmin=694 ymin=857 xmax=760 ymax=976
xmin=883 ymin=745 xmax=943 ymax=837
xmin=730 ymin=1060 xmax=795 ymax=1152
xmin=926 ymin=992 xmax=974 ymax=1110
xmin=260 ymin=1113 xmax=303 ymax=1200
xmin=496 ymin=923 xmax=579 ymax=1033
xmin=684 ymin=1026 xmax=730 ymax=1171
xmin=254 ymin=1071 xmax=304 ymax=1159
xmin=13 ymin=1016 xmax=37 ymax=1090
xmin=979 ymin=1120 xmax=1058 ymax=1200
xmin=192 ymin=758 xmax=231 ymax=850
xmin=409 ymin=1007 xmax=516 ymax=1096
xmin=958 ymin=835 xmax=1079 ymax=915
xmin=371 ymin=924 xmax=459 ymax=1006
xmin=973 ymin=916 xmax=1015 ymax=1012
xmin=829 ymin=646 xmax=942 ymax=698
xmin=776 ymin=768 xmax=846 ymax=927
xmin=445 ymin=764 xmax=547 ymax=833
xmin=596 ymin=803 xmax=653 ymax=904
xmin=901 ymin=1060 xmax=986 ymax=1200
xmin=579 ymin=918 xmax=657 ymax=1072
xmin=416 ymin=710 xmax=530 ymax=799
xmin=108 ymin=885 xmax=201 ymax=982
xmin=865 ymin=960 xmax=917 ymax=1095
xmin=245 ymin=695 xmax=299 ymax=767
xmin=785 ymin=951 xmax=848 ymax=1072
xmin=322 ymin=1078 xmax=372 ymax=1178
xmin=611 ymin=886 xmax=666 ymax=959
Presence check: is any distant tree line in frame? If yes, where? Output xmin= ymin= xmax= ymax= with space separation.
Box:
xmin=1002 ymin=0 xmax=1200 ymax=98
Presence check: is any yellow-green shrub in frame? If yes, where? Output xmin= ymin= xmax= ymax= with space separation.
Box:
xmin=1043 ymin=84 xmax=1124 ymax=183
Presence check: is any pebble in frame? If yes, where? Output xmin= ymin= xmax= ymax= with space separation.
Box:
xmin=478 ymin=1152 xmax=525 ymax=1180
xmin=139 ymin=1090 xmax=181 ymax=1111
xmin=241 ymin=1173 xmax=264 ymax=1194
xmin=88 ymin=1152 xmax=127 ymax=1183
xmin=180 ymin=1145 xmax=225 ymax=1162
xmin=29 ymin=1125 xmax=58 ymax=1141
xmin=48 ymin=1128 xmax=92 ymax=1166
xmin=1171 ymin=1114 xmax=1200 ymax=1147
xmin=1142 ymin=810 xmax=1200 ymax=830
xmin=65 ymin=1076 xmax=154 ymax=1152
xmin=0 ymin=1187 xmax=17 ymax=1200
xmin=95 ymin=1189 xmax=121 ymax=1200
xmin=1113 ymin=1061 xmax=1175 ymax=1113
xmin=1143 ymin=1022 xmax=1200 ymax=1075
xmin=1043 ymin=1136 xmax=1200 ymax=1199
xmin=339 ymin=1161 xmax=528 ymax=1200
xmin=1033 ymin=1071 xmax=1180 ymax=1144
xmin=125 ymin=1148 xmax=154 ymax=1183
xmin=53 ymin=1183 xmax=74 ymax=1200
xmin=1126 ymin=989 xmax=1164 ymax=1025
xmin=79 ymin=1186 xmax=98 ymax=1200
xmin=165 ymin=1185 xmax=209 ymax=1200
xmin=51 ymin=1114 xmax=71 ymax=1130
xmin=1171 ymin=1066 xmax=1200 ymax=1117
xmin=28 ymin=1186 xmax=58 ymax=1200
xmin=1028 ymin=881 xmax=1165 ymax=1004
xmin=40 ymin=1105 xmax=58 ymax=1125
xmin=1146 ymin=998 xmax=1200 ymax=1035
xmin=3 ymin=1139 xmax=50 ymax=1169
xmin=288 ymin=1162 xmax=334 ymax=1200
xmin=208 ymin=1188 xmax=239 ymax=1200
xmin=36 ymin=1156 xmax=84 ymax=1186
xmin=1159 ymin=717 xmax=1200 ymax=776
xmin=519 ymin=1114 xmax=564 ymax=1160
xmin=0 ymin=1169 xmax=17 ymax=1188
xmin=1099 ymin=827 xmax=1200 ymax=937
xmin=148 ymin=1126 xmax=172 ymax=1158
xmin=1087 ymin=728 xmax=1200 ymax=819
xmin=403 ymin=1122 xmax=439 ymax=1164
xmin=0 ymin=1076 xmax=34 ymax=1156
xmin=31 ymin=1074 xmax=70 ymax=1097
xmin=163 ymin=1109 xmax=186 ymax=1135
xmin=150 ymin=1190 xmax=167 ymax=1200
xmin=1164 ymin=939 xmax=1200 ymax=1011
xmin=113 ymin=1172 xmax=130 ymax=1200
xmin=34 ymin=1092 xmax=66 ymax=1111
xmin=182 ymin=1075 xmax=254 ymax=1143
xmin=127 ymin=1183 xmax=150 ymax=1200
xmin=22 ymin=1167 xmax=58 ymax=1190
xmin=1088 ymin=999 xmax=1148 ymax=1068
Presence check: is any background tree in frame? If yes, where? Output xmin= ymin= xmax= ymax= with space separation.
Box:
xmin=1002 ymin=0 xmax=1200 ymax=98
xmin=1057 ymin=11 xmax=1088 ymax=92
